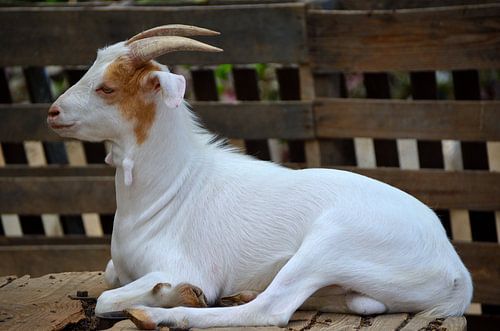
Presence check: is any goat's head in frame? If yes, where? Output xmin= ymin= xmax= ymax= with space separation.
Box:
xmin=47 ymin=25 xmax=221 ymax=144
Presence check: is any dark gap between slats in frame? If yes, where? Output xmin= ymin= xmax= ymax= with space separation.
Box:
xmin=233 ymin=66 xmax=270 ymax=160
xmin=410 ymin=71 xmax=444 ymax=169
xmin=364 ymin=73 xmax=399 ymax=167
xmin=313 ymin=72 xmax=355 ymax=166
xmin=276 ymin=67 xmax=305 ymax=163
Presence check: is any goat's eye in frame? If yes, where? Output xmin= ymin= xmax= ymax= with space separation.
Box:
xmin=96 ymin=85 xmax=114 ymax=94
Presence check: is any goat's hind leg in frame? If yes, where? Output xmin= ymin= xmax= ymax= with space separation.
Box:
xmin=95 ymin=271 xmax=207 ymax=318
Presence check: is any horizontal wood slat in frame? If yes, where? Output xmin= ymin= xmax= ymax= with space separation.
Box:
xmin=337 ymin=167 xmax=500 ymax=211
xmin=1 ymin=167 xmax=499 ymax=213
xmin=0 ymin=245 xmax=110 ymax=277
xmin=337 ymin=0 xmax=500 ymax=10
xmin=315 ymin=99 xmax=500 ymax=141
xmin=0 ymin=242 xmax=496 ymax=305
xmin=0 ymin=176 xmax=115 ymax=214
xmin=308 ymin=4 xmax=500 ymax=72
xmin=3 ymin=99 xmax=499 ymax=142
xmin=0 ymin=3 xmax=306 ymax=66
xmin=0 ymin=102 xmax=314 ymax=142
xmin=454 ymin=241 xmax=500 ymax=306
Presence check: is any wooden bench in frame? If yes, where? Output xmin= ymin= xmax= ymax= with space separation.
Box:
xmin=0 ymin=0 xmax=499 ymax=329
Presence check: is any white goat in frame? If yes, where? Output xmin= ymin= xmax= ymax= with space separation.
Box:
xmin=48 ymin=25 xmax=472 ymax=329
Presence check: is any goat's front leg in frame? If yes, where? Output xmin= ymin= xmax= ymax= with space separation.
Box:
xmin=124 ymin=245 xmax=330 ymax=329
xmin=95 ymin=271 xmax=208 ymax=318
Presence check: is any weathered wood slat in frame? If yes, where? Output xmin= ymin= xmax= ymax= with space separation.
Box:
xmin=454 ymin=241 xmax=500 ymax=306
xmin=4 ymin=98 xmax=500 ymax=142
xmin=0 ymin=242 xmax=496 ymax=306
xmin=0 ymin=176 xmax=115 ymax=214
xmin=1 ymin=167 xmax=499 ymax=213
xmin=337 ymin=167 xmax=500 ymax=211
xmin=364 ymin=314 xmax=409 ymax=330
xmin=315 ymin=99 xmax=500 ymax=141
xmin=0 ymin=165 xmax=114 ymax=177
xmin=309 ymin=4 xmax=500 ymax=72
xmin=0 ymin=246 xmax=110 ymax=277
xmin=0 ymin=235 xmax=110 ymax=246
xmin=0 ymin=3 xmax=306 ymax=66
xmin=0 ymin=272 xmax=107 ymax=331
xmin=337 ymin=0 xmax=500 ymax=10
xmin=0 ymin=102 xmax=314 ymax=142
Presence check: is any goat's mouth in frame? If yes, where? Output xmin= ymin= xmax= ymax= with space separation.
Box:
xmin=48 ymin=122 xmax=76 ymax=130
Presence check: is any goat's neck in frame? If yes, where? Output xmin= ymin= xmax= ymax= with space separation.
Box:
xmin=110 ymin=102 xmax=202 ymax=220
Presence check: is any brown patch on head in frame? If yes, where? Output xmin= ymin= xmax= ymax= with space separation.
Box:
xmin=103 ymin=56 xmax=161 ymax=144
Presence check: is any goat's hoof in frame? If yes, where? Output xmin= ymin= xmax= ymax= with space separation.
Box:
xmin=125 ymin=308 xmax=157 ymax=330
xmin=219 ymin=290 xmax=259 ymax=306
xmin=176 ymin=283 xmax=208 ymax=308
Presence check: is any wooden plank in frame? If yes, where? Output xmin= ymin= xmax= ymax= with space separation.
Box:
xmin=0 ymin=3 xmax=306 ymax=66
xmin=362 ymin=314 xmax=408 ymax=330
xmin=315 ymin=99 xmax=500 ymax=141
xmin=0 ymin=242 xmax=496 ymax=306
xmin=455 ymin=242 xmax=500 ymax=305
xmin=0 ymin=272 xmax=107 ymax=331
xmin=0 ymin=165 xmax=114 ymax=177
xmin=0 ymin=176 xmax=116 ymax=214
xmin=0 ymin=276 xmax=16 ymax=288
xmin=310 ymin=313 xmax=361 ymax=330
xmin=0 ymin=246 xmax=110 ymax=277
xmin=1 ymin=166 xmax=499 ymax=214
xmin=400 ymin=316 xmax=437 ymax=330
xmin=0 ymin=235 xmax=110 ymax=246
xmin=441 ymin=317 xmax=467 ymax=331
xmin=309 ymin=4 xmax=500 ymax=72
xmin=339 ymin=167 xmax=500 ymax=211
xmin=338 ymin=0 xmax=500 ymax=10
xmin=0 ymin=102 xmax=314 ymax=141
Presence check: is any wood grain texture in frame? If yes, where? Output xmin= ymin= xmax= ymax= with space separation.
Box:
xmin=337 ymin=167 xmax=500 ymax=211
xmin=363 ymin=314 xmax=408 ymax=330
xmin=0 ymin=242 xmax=496 ymax=307
xmin=309 ymin=4 xmax=500 ymax=72
xmin=337 ymin=0 xmax=500 ymax=10
xmin=1 ymin=166 xmax=499 ymax=214
xmin=454 ymin=241 xmax=500 ymax=305
xmin=315 ymin=99 xmax=500 ymax=141
xmin=0 ymin=3 xmax=306 ymax=66
xmin=0 ymin=272 xmax=107 ymax=330
xmin=0 ymin=102 xmax=314 ymax=142
xmin=0 ymin=176 xmax=115 ymax=214
xmin=0 ymin=246 xmax=110 ymax=277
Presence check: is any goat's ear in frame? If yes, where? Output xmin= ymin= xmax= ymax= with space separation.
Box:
xmin=150 ymin=71 xmax=186 ymax=108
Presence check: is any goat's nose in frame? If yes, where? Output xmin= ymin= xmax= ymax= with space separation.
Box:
xmin=48 ymin=105 xmax=61 ymax=119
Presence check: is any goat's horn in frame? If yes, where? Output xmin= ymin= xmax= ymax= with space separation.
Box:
xmin=128 ymin=36 xmax=222 ymax=65
xmin=126 ymin=24 xmax=220 ymax=45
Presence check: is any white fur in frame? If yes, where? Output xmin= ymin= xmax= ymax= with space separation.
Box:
xmin=49 ymin=42 xmax=472 ymax=329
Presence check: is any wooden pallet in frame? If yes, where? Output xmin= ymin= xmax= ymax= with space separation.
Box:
xmin=0 ymin=272 xmax=466 ymax=331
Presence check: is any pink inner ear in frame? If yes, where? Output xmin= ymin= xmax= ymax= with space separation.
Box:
xmin=156 ymin=72 xmax=186 ymax=108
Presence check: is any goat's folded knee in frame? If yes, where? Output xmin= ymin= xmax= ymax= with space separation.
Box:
xmin=96 ymin=281 xmax=208 ymax=318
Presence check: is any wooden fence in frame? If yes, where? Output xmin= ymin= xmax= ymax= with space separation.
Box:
xmin=0 ymin=0 xmax=499 ymax=327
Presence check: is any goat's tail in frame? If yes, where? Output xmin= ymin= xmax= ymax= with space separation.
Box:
xmin=419 ymin=267 xmax=473 ymax=317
